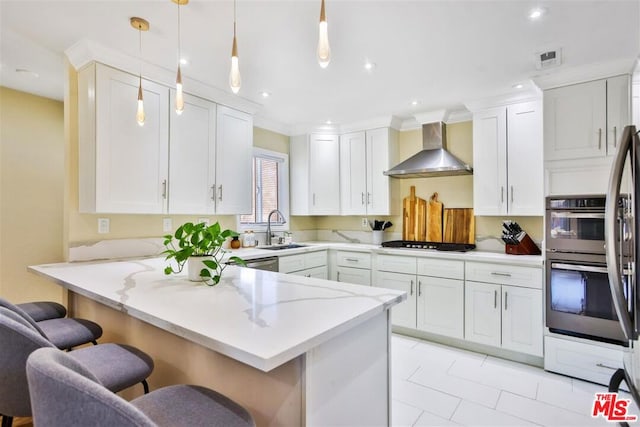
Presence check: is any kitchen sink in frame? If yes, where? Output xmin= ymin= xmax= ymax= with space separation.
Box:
xmin=260 ymin=244 xmax=307 ymax=251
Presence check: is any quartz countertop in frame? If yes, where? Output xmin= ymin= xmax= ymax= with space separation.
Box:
xmin=29 ymin=258 xmax=405 ymax=372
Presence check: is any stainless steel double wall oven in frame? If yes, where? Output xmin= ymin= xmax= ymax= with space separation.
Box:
xmin=546 ymin=195 xmax=631 ymax=345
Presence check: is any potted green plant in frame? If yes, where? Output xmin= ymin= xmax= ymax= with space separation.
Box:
xmin=163 ymin=221 xmax=246 ymax=285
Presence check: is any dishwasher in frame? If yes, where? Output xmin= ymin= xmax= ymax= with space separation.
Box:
xmin=228 ymin=256 xmax=279 ymax=272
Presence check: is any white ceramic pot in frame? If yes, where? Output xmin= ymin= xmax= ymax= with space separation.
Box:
xmin=188 ymin=256 xmax=213 ymax=281
xmin=372 ymin=230 xmax=384 ymax=246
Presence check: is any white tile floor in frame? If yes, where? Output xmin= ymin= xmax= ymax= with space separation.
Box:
xmin=391 ymin=334 xmax=640 ymax=426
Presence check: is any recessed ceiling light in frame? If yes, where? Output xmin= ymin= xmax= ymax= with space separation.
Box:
xmin=325 ymin=120 xmax=332 ymax=125
xmin=528 ymin=7 xmax=545 ymax=20
xmin=512 ymin=83 xmax=524 ymax=89
xmin=179 ymin=58 xmax=189 ymax=66
xmin=260 ymin=91 xmax=271 ymax=98
xmin=15 ymin=68 xmax=39 ymax=78
xmin=410 ymin=100 xmax=419 ymax=106
xmin=364 ymin=61 xmax=376 ymax=71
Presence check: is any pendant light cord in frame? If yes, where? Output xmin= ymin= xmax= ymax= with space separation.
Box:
xmin=233 ymin=0 xmax=237 ymax=37
xmin=177 ymin=3 xmax=181 ymax=62
xmin=138 ymin=24 xmax=143 ymax=86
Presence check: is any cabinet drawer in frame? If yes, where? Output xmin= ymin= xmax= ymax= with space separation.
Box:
xmin=417 ymin=258 xmax=464 ymax=280
xmin=376 ymin=255 xmax=416 ymax=274
xmin=465 ymin=261 xmax=542 ymax=289
xmin=289 ymin=266 xmax=328 ymax=280
xmin=279 ymin=254 xmax=306 ymax=273
xmin=306 ymin=250 xmax=327 ymax=269
xmin=336 ymin=266 xmax=371 ymax=286
xmin=337 ymin=251 xmax=371 ymax=269
xmin=544 ymin=336 xmax=624 ymax=388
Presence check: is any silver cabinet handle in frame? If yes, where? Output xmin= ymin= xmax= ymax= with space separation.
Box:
xmin=211 ymin=185 xmax=216 ymax=201
xmin=551 ymin=263 xmax=608 ymax=274
xmin=501 ymin=186 xmax=504 ymax=203
xmin=313 ymin=193 xmax=316 ymax=206
xmin=491 ymin=272 xmax=511 ymax=277
xmin=367 ymin=192 xmax=371 ymax=205
xmin=418 ymin=280 xmax=422 ymax=297
xmin=613 ymin=126 xmax=617 ymax=148
xmin=162 ymin=180 xmax=167 ymax=199
xmin=345 ymin=258 xmax=359 ymax=262
xmin=596 ymin=363 xmax=618 ymax=370
xmin=494 ymin=290 xmax=497 ymax=308
xmin=410 ymin=280 xmax=414 ymax=296
xmin=504 ymin=291 xmax=508 ymax=310
xmin=361 ymin=192 xmax=365 ymax=205
xmin=306 ymin=274 xmax=311 ymax=278
xmin=337 ymin=271 xmax=340 ymax=282
xmin=510 ymin=186 xmax=514 ymax=203
xmin=598 ymin=128 xmax=602 ymax=150
xmin=218 ymin=185 xmax=223 ymax=201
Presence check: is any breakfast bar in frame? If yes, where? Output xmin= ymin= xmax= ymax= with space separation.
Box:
xmin=29 ymin=257 xmax=405 ymax=426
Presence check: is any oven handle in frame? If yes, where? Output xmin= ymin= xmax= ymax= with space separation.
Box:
xmin=550 ymin=212 xmax=605 ymax=219
xmin=605 ymin=125 xmax=636 ymax=341
xmin=551 ymin=263 xmax=608 ymax=274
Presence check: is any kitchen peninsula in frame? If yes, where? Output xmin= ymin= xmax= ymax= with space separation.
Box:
xmin=29 ymin=257 xmax=405 ymax=426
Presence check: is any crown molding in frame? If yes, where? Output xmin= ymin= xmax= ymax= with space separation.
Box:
xmin=464 ymin=83 xmax=542 ymax=113
xmin=252 ymin=115 xmax=292 ymax=137
xmin=65 ymin=39 xmax=261 ymax=115
xmin=532 ymin=58 xmax=635 ymax=90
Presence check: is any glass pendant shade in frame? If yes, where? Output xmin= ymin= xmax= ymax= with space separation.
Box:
xmin=136 ymin=82 xmax=145 ymax=126
xmin=229 ymin=34 xmax=241 ymax=94
xmin=317 ymin=0 xmax=330 ymax=68
xmin=175 ymin=65 xmax=184 ymax=114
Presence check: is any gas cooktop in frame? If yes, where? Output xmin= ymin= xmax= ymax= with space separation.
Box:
xmin=381 ymin=240 xmax=476 ymax=252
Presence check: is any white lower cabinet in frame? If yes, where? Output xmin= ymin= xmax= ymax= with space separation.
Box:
xmin=335 ymin=250 xmax=371 ymax=285
xmin=464 ymin=261 xmax=543 ymax=357
xmin=290 ymin=266 xmax=328 ymax=280
xmin=376 ymin=271 xmax=417 ymax=328
xmin=279 ymin=251 xmax=328 ymax=279
xmin=417 ymin=275 xmax=464 ymax=339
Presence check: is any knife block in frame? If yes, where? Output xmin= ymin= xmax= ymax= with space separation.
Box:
xmin=505 ymin=233 xmax=541 ymax=255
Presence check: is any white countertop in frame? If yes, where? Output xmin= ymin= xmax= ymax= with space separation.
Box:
xmin=29 ymin=258 xmax=405 ymax=372
xmin=227 ymin=241 xmax=544 ymax=267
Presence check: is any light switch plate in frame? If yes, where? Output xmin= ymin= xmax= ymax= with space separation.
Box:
xmin=98 ymin=218 xmax=110 ymax=234
xmin=162 ymin=218 xmax=172 ymax=233
xmin=361 ymin=218 xmax=369 ymax=228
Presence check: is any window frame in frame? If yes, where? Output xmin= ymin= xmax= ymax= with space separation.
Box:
xmin=236 ymin=147 xmax=290 ymax=232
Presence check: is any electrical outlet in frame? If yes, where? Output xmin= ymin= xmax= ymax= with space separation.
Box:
xmin=162 ymin=218 xmax=172 ymax=233
xmin=98 ymin=218 xmax=110 ymax=234
xmin=361 ymin=217 xmax=369 ymax=228
xmin=198 ymin=217 xmax=209 ymax=226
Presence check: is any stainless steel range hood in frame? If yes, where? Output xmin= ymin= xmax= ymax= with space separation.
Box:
xmin=384 ymin=122 xmax=472 ymax=178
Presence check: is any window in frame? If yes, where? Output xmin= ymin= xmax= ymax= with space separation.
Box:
xmin=238 ymin=148 xmax=289 ymax=231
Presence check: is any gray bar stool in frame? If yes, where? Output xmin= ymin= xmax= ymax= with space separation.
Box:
xmin=0 ymin=297 xmax=102 ymax=350
xmin=0 ymin=308 xmax=154 ymax=427
xmin=16 ymin=301 xmax=66 ymax=322
xmin=26 ymin=347 xmax=256 ymax=427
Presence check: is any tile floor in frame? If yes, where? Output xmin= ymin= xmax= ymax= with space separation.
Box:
xmin=391 ymin=334 xmax=640 ymax=426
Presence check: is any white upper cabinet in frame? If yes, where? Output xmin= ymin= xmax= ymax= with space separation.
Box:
xmin=544 ymin=75 xmax=630 ymax=161
xmin=339 ymin=127 xmax=397 ymax=216
xmin=168 ymin=92 xmax=216 ymax=214
xmin=472 ymin=100 xmax=543 ymax=216
xmin=291 ymin=134 xmax=341 ymax=215
xmin=79 ymin=63 xmax=169 ymax=214
xmin=215 ymin=105 xmax=253 ymax=215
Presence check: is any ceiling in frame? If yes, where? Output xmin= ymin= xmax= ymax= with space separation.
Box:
xmin=1 ymin=0 xmax=639 ymax=134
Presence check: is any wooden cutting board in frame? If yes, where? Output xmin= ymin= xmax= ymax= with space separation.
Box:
xmin=443 ymin=208 xmax=475 ymax=244
xmin=426 ymin=192 xmax=443 ymax=242
xmin=402 ymin=186 xmax=427 ymax=241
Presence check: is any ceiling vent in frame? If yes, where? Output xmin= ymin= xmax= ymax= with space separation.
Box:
xmin=536 ymin=48 xmax=562 ymax=70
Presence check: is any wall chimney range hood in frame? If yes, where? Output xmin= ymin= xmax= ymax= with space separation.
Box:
xmin=384 ymin=122 xmax=473 ymax=178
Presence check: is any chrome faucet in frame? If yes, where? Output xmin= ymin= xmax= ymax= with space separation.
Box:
xmin=266 ymin=209 xmax=286 ymax=246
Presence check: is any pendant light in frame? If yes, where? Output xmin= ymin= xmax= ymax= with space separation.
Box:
xmin=130 ymin=17 xmax=149 ymax=126
xmin=317 ymin=0 xmax=330 ymax=68
xmin=172 ymin=0 xmax=188 ymax=114
xmin=229 ymin=0 xmax=241 ymax=94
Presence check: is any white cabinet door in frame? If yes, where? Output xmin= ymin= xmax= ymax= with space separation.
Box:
xmin=607 ymin=74 xmax=631 ymax=157
xmin=168 ymin=92 xmax=216 ymax=214
xmin=375 ymin=271 xmax=416 ymax=328
xmin=336 ymin=266 xmax=371 ymax=286
xmin=366 ymin=128 xmax=392 ymax=215
xmin=309 ymin=134 xmax=340 ymax=215
xmin=215 ymin=105 xmax=252 ymax=214
xmin=85 ymin=63 xmax=169 ymax=214
xmin=633 ymin=82 xmax=640 ymax=129
xmin=416 ymin=276 xmax=464 ymax=339
xmin=464 ymin=281 xmax=501 ymax=347
xmin=544 ymin=79 xmax=607 ymax=160
xmin=501 ymin=286 xmax=543 ymax=356
xmin=472 ymin=107 xmax=507 ymax=216
xmin=339 ymin=132 xmax=367 ymax=215
xmin=506 ymin=101 xmax=543 ymax=215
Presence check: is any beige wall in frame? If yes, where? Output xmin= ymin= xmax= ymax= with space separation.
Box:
xmin=317 ymin=121 xmax=543 ymax=241
xmin=0 ymin=87 xmax=66 ymax=303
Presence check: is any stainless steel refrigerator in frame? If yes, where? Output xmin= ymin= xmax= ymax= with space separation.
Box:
xmin=606 ymin=125 xmax=640 ymax=413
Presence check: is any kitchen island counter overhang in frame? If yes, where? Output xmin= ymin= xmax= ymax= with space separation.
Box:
xmin=28 ymin=257 xmax=406 ymax=426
